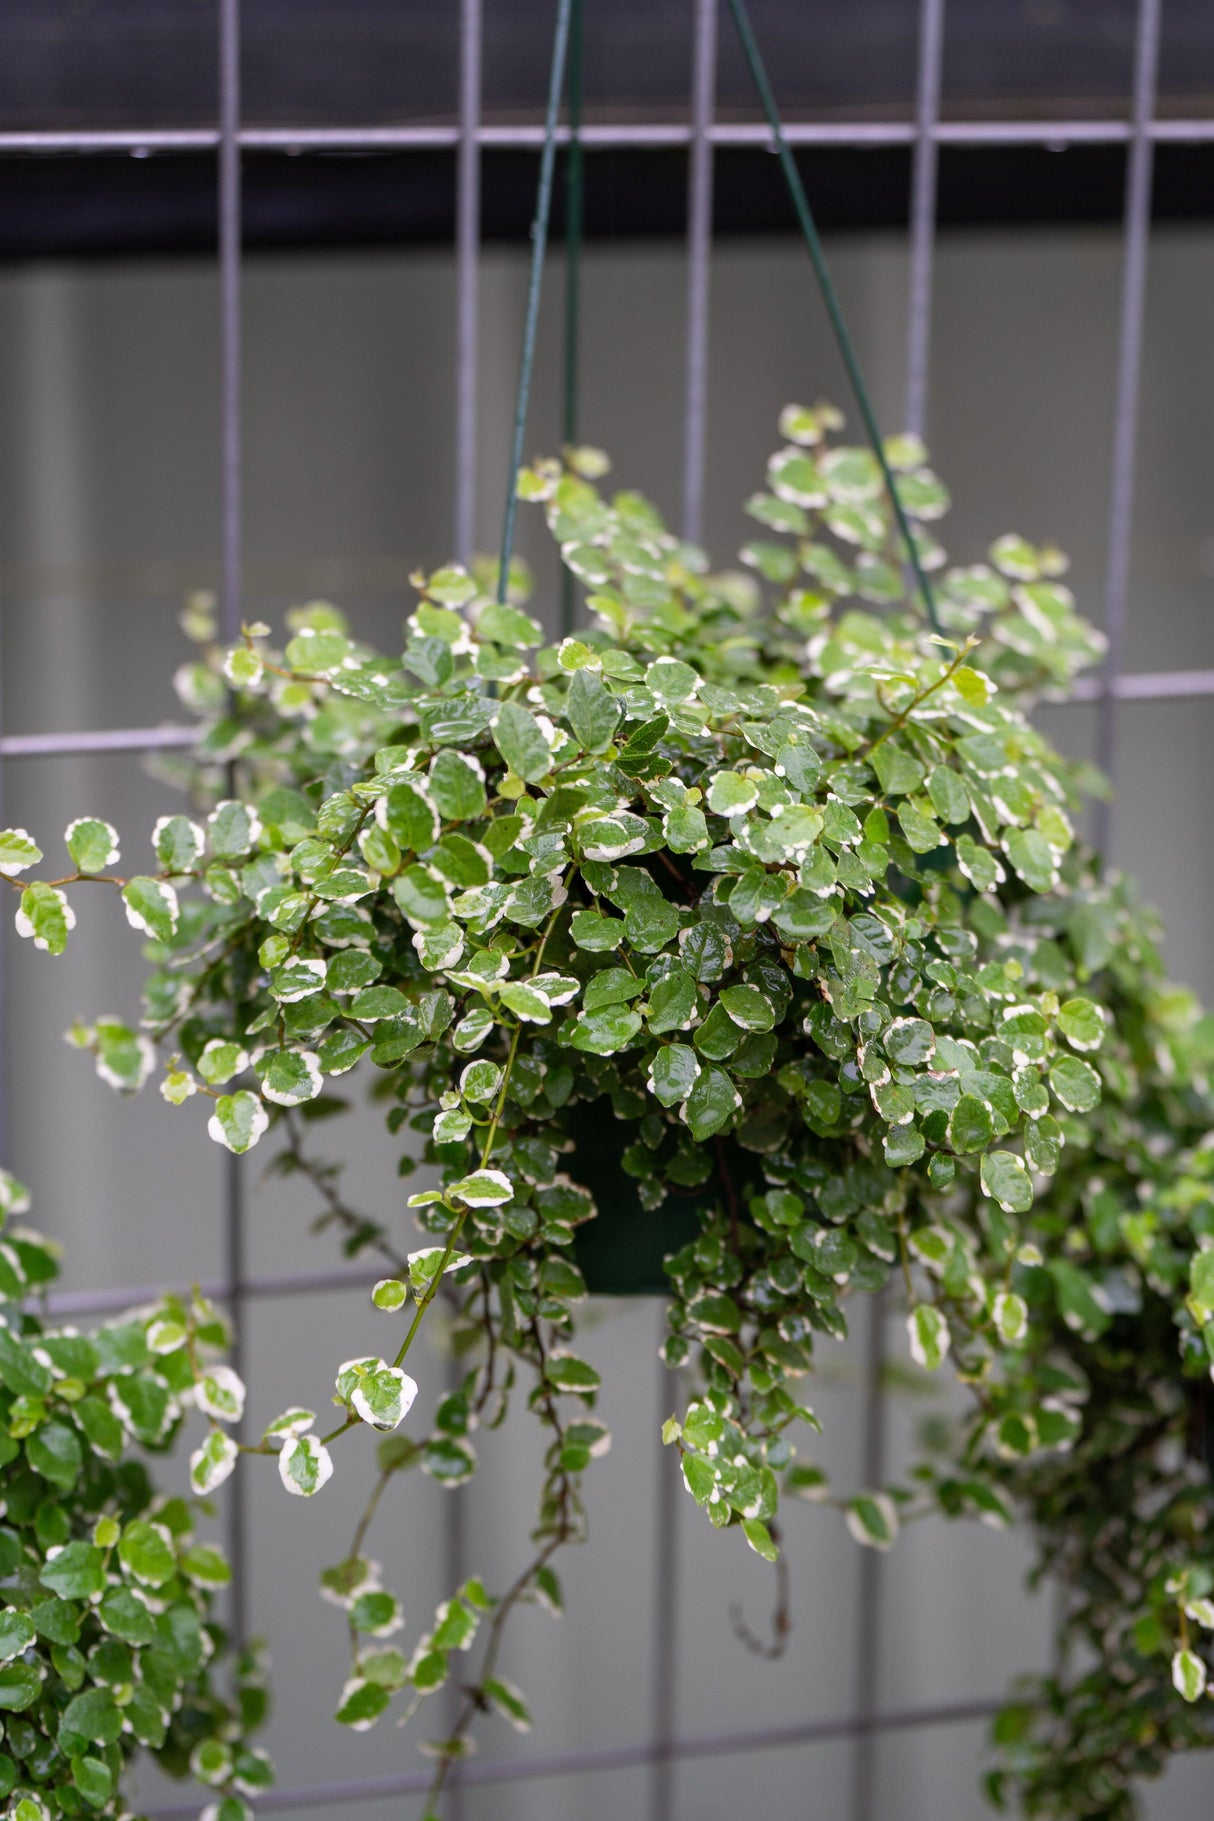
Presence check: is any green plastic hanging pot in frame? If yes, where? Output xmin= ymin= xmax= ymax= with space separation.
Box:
xmin=566 ymin=1097 xmax=760 ymax=1296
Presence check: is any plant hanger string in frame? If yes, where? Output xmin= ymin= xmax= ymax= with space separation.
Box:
xmin=496 ymin=0 xmax=575 ymax=608
xmin=560 ymin=0 xmax=585 ymax=637
xmin=724 ymin=0 xmax=943 ymax=636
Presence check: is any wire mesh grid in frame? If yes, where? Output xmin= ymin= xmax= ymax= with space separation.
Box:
xmin=0 ymin=0 xmax=1200 ymax=1814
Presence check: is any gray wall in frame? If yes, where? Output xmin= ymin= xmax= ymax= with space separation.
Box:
xmin=1 ymin=230 xmax=1212 ymax=1818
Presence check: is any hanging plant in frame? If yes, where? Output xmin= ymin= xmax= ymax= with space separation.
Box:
xmin=5 ymin=407 xmax=1214 ymax=1819
xmin=0 ymin=1169 xmax=270 ymax=1821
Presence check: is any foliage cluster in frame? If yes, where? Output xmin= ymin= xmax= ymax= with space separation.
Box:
xmin=4 ymin=406 xmax=1214 ymax=1816
xmin=0 ymin=1170 xmax=268 ymax=1821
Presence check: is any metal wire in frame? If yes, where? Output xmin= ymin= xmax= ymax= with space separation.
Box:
xmin=680 ymin=0 xmax=718 ymax=550
xmin=148 ymin=1694 xmax=1003 ymax=1816
xmin=559 ymin=0 xmax=585 ymax=638
xmin=495 ymin=0 xmax=575 ymax=606
xmin=724 ymin=0 xmax=941 ymax=635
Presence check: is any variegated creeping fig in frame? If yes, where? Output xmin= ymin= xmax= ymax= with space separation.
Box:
xmin=4 ymin=404 xmax=1214 ymax=1818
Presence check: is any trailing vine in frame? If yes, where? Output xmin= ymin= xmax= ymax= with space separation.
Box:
xmin=4 ymin=405 xmax=1214 ymax=1816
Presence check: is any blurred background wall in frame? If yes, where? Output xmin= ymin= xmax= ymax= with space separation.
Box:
xmin=2 ymin=2 xmax=1214 ymax=1816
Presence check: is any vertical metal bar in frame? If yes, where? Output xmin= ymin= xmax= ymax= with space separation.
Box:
xmin=903 ymin=0 xmax=946 ymax=444
xmin=1094 ymin=0 xmax=1162 ymax=857
xmin=649 ymin=14 xmax=721 ymax=1812
xmin=851 ymin=15 xmax=945 ymax=1814
xmin=447 ymin=8 xmax=483 ymax=1802
xmin=681 ymin=0 xmax=718 ymax=547
xmin=454 ymin=0 xmax=482 ymax=566
xmin=848 ymin=1300 xmax=889 ymax=1821
xmin=649 ymin=1361 xmax=682 ymax=1821
xmin=218 ymin=0 xmax=248 ymax=1653
xmin=0 ymin=554 xmax=8 ymax=1169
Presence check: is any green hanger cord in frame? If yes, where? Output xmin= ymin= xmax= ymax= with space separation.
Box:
xmin=560 ymin=0 xmax=585 ymax=637
xmin=724 ymin=0 xmax=942 ymax=634
xmin=497 ymin=0 xmax=575 ymax=606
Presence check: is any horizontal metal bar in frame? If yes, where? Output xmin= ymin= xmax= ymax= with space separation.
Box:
xmin=4 ymin=667 xmax=1214 ymax=767
xmin=0 ymin=726 xmax=197 ymax=758
xmin=148 ymin=1696 xmax=1002 ymax=1816
xmin=43 ymin=1263 xmax=375 ymax=1320
xmin=1068 ymin=668 xmax=1214 ymax=702
xmin=1 ymin=118 xmax=1213 ymax=159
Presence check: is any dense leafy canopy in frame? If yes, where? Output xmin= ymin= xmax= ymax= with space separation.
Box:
xmin=0 ymin=1170 xmax=269 ymax=1821
xmin=6 ymin=408 xmax=1214 ymax=1816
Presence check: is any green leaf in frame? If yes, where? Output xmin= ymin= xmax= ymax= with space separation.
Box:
xmin=447 ymin=1171 xmax=513 ymax=1208
xmin=1002 ymin=827 xmax=1058 ymax=893
xmin=15 ymin=883 xmax=75 ymax=955
xmin=683 ymin=1065 xmax=740 ymax=1140
xmin=623 ymin=898 xmax=680 ymax=954
xmin=979 ymin=1150 xmax=1034 ymax=1215
xmin=570 ymin=1006 xmax=643 ymax=1055
xmin=121 ymin=876 xmax=179 ymax=941
xmin=569 ymin=909 xmax=623 ymax=951
xmin=565 ymin=669 xmax=621 ymax=752
xmin=383 ymin=779 xmax=440 ymax=852
xmin=544 ymin=1353 xmax=601 ymax=1394
xmin=1191 ymin=1250 xmax=1214 ymax=1321
xmin=340 ymin=1358 xmax=418 ymax=1432
xmin=1173 ymin=1648 xmax=1207 ymax=1703
xmin=1057 ymin=996 xmax=1105 ymax=1052
xmin=0 ymin=1332 xmax=53 ymax=1399
xmin=65 ymin=817 xmax=119 ymax=874
xmin=719 ymin=984 xmax=776 ymax=1032
xmin=423 ymin=1437 xmax=477 ymax=1484
xmin=1049 ymin=1054 xmax=1101 ymax=1113
xmin=896 ymin=802 xmax=944 ymax=855
xmin=845 ymin=1493 xmax=899 ymax=1551
xmin=707 ymin=771 xmax=759 ymax=816
xmin=260 ymin=1048 xmax=323 ymax=1106
xmin=741 ymin=1518 xmax=779 ymax=1562
xmin=119 ymin=1519 xmax=177 ymax=1587
xmin=907 ymin=1304 xmax=950 ymax=1371
xmin=1047 ymin=1259 xmax=1111 ymax=1341
xmin=207 ymin=1090 xmax=269 ymax=1155
xmin=154 ymin=819 xmax=206 ymax=874
xmin=483 ymin=1675 xmax=533 ymax=1732
xmin=0 ymin=828 xmax=42 ymax=877
xmin=428 ymin=751 xmax=487 ymax=822
xmin=993 ymin=1291 xmax=1028 ymax=1344
xmin=0 ymin=1612 xmax=35 ymax=1663
xmin=372 ymin=1279 xmax=408 ymax=1312
xmin=657 ymin=801 xmax=708 ymax=858
xmin=648 ymin=1044 xmax=700 ymax=1107
xmin=871 ymin=744 xmax=925 ymax=797
xmin=40 ymin=1543 xmax=105 ymax=1603
xmin=0 ymin=1662 xmax=41 ymax=1712
xmin=70 ymin=1753 xmax=113 ymax=1808
xmin=27 ymin=1420 xmax=82 ymax=1491
xmin=949 ymin=1094 xmax=994 ymax=1155
xmin=278 ymin=1433 xmax=334 ymax=1497
xmin=190 ymin=1428 xmax=238 ymax=1495
xmin=926 ymin=766 xmax=970 ymax=825
xmin=492 ymin=702 xmax=552 ymax=782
